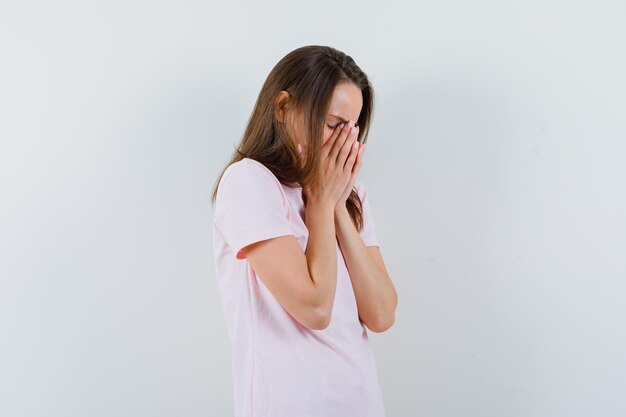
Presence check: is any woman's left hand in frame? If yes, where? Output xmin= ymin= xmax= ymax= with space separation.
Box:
xmin=335 ymin=126 xmax=364 ymax=212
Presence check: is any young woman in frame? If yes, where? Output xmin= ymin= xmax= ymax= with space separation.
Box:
xmin=211 ymin=45 xmax=397 ymax=417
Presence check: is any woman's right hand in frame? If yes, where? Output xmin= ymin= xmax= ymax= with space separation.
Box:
xmin=303 ymin=120 xmax=360 ymax=209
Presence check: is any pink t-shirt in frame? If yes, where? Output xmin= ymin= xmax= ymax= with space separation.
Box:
xmin=212 ymin=157 xmax=386 ymax=417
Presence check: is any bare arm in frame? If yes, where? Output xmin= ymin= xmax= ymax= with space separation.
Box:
xmin=302 ymin=200 xmax=339 ymax=328
xmin=241 ymin=120 xmax=359 ymax=330
xmin=334 ymin=206 xmax=397 ymax=332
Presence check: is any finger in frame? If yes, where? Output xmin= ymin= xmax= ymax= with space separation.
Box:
xmin=322 ymin=122 xmax=345 ymax=159
xmin=336 ymin=124 xmax=358 ymax=166
xmin=350 ymin=141 xmax=364 ymax=174
xmin=328 ymin=122 xmax=345 ymax=144
xmin=329 ymin=122 xmax=351 ymax=163
xmin=343 ymin=131 xmax=360 ymax=171
xmin=329 ymin=121 xmax=354 ymax=163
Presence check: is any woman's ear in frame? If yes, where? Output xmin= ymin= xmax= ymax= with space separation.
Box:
xmin=274 ymin=91 xmax=291 ymax=123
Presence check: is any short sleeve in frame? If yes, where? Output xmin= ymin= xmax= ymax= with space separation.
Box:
xmin=355 ymin=181 xmax=381 ymax=248
xmin=214 ymin=161 xmax=296 ymax=260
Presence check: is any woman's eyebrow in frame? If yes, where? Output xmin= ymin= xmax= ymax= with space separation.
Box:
xmin=328 ymin=114 xmax=348 ymax=122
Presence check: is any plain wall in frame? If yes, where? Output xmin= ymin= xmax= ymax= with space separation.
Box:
xmin=1 ymin=1 xmax=624 ymax=416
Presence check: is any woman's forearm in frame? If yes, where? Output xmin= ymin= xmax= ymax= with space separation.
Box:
xmin=304 ymin=200 xmax=338 ymax=326
xmin=334 ymin=206 xmax=396 ymax=331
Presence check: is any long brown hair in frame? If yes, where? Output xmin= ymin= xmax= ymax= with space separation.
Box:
xmin=209 ymin=45 xmax=375 ymax=231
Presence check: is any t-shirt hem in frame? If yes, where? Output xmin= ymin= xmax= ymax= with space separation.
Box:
xmin=232 ymin=227 xmax=296 ymax=260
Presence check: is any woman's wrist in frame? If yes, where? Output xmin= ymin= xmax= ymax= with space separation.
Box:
xmin=334 ymin=203 xmax=349 ymax=219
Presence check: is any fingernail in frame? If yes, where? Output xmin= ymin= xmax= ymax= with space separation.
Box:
xmin=351 ymin=126 xmax=356 ymax=134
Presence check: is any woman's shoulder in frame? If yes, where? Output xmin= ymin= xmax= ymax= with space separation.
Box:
xmin=222 ymin=158 xmax=275 ymax=181
xmin=219 ymin=158 xmax=283 ymax=195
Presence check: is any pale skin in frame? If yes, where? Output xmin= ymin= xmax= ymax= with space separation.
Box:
xmin=242 ymin=81 xmax=397 ymax=332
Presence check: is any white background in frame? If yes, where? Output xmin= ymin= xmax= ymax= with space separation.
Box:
xmin=1 ymin=1 xmax=625 ymax=416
